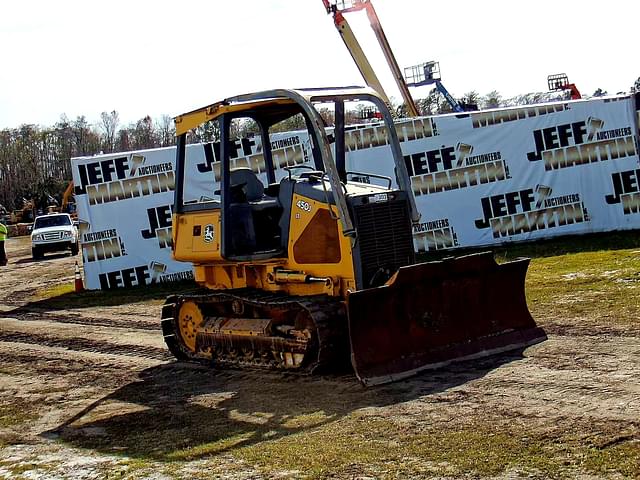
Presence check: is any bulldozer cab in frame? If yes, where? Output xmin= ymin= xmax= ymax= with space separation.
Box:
xmin=173 ymin=87 xmax=418 ymax=264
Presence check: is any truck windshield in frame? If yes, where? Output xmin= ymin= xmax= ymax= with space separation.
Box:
xmin=34 ymin=216 xmax=71 ymax=229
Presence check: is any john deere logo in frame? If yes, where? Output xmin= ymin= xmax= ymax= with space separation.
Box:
xmin=203 ymin=224 xmax=215 ymax=243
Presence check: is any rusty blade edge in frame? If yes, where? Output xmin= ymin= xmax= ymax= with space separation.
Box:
xmin=354 ymin=327 xmax=547 ymax=387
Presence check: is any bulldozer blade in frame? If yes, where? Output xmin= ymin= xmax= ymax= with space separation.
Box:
xmin=347 ymin=252 xmax=546 ymax=386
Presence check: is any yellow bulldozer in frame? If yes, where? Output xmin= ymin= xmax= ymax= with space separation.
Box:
xmin=162 ymin=87 xmax=546 ymax=386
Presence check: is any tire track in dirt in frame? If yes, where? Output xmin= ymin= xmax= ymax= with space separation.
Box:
xmin=6 ymin=310 xmax=160 ymax=331
xmin=1 ymin=285 xmax=58 ymax=307
xmin=0 ymin=331 xmax=172 ymax=361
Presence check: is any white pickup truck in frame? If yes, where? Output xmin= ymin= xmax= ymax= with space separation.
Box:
xmin=31 ymin=213 xmax=79 ymax=259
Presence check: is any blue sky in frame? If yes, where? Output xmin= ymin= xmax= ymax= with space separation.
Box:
xmin=1 ymin=0 xmax=637 ymax=128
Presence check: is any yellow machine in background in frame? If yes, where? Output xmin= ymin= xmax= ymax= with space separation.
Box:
xmin=10 ymin=198 xmax=35 ymax=224
xmin=46 ymin=182 xmax=77 ymax=220
xmin=162 ymin=87 xmax=545 ymax=385
xmin=61 ymin=181 xmax=77 ymax=220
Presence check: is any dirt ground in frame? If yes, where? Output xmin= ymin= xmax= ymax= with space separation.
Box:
xmin=0 ymin=235 xmax=638 ymax=479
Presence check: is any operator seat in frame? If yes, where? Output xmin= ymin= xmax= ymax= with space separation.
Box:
xmin=228 ymin=168 xmax=282 ymax=255
xmin=229 ymin=168 xmax=265 ymax=202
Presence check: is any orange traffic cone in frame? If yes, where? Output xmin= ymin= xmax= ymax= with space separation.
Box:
xmin=74 ymin=261 xmax=84 ymax=292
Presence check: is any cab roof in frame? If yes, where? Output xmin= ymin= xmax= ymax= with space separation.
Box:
xmin=173 ymin=87 xmax=378 ymax=136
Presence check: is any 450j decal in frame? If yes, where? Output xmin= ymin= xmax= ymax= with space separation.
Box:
xmin=296 ymin=200 xmax=312 ymax=212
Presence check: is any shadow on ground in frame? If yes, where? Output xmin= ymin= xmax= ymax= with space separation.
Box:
xmin=13 ymin=252 xmax=73 ymax=265
xmin=43 ymin=349 xmax=528 ymax=461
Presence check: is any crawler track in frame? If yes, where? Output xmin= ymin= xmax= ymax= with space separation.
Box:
xmin=161 ymin=289 xmax=350 ymax=373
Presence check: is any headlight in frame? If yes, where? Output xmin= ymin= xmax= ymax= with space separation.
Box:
xmin=62 ymin=231 xmax=72 ymax=238
xmin=32 ymin=234 xmax=43 ymax=241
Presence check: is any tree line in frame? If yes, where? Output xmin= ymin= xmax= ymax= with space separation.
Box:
xmin=0 ymin=112 xmax=175 ymax=211
xmin=1 ymin=81 xmax=637 ymax=212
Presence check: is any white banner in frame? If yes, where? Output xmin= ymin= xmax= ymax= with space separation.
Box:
xmin=72 ymin=94 xmax=640 ymax=289
xmin=351 ymin=95 xmax=640 ymax=251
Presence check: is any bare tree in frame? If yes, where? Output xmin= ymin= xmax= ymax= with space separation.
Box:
xmin=130 ymin=115 xmax=156 ymax=149
xmin=156 ymin=115 xmax=175 ymax=147
xmin=99 ymin=110 xmax=119 ymax=153
xmin=116 ymin=129 xmax=131 ymax=152
xmin=189 ymin=120 xmax=219 ymax=144
xmin=460 ymin=91 xmax=480 ymax=110
xmin=482 ymin=90 xmax=502 ymax=109
xmin=503 ymin=91 xmax=563 ymax=106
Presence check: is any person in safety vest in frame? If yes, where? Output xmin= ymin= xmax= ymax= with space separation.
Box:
xmin=0 ymin=220 xmax=7 ymax=266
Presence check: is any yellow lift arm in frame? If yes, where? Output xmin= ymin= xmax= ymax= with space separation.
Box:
xmin=322 ymin=0 xmax=420 ymax=117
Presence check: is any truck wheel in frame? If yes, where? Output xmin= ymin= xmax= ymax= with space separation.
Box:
xmin=71 ymin=242 xmax=79 ymax=255
xmin=32 ymin=247 xmax=41 ymax=260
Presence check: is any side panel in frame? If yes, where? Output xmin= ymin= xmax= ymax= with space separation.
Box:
xmin=172 ymin=211 xmax=222 ymax=263
xmin=287 ymin=193 xmax=357 ymax=295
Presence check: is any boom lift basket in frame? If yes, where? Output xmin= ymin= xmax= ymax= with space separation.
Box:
xmin=404 ymin=61 xmax=441 ymax=87
xmin=547 ymin=73 xmax=570 ymax=91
